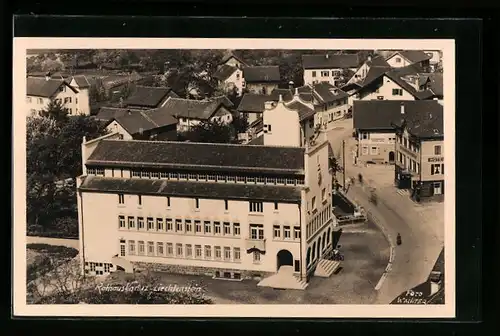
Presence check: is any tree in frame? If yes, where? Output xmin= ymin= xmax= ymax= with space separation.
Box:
xmin=231 ymin=112 xmax=249 ymax=134
xmin=88 ymin=78 xmax=106 ymax=105
xmin=39 ymin=100 xmax=70 ymax=123
xmin=180 ymin=119 xmax=236 ymax=144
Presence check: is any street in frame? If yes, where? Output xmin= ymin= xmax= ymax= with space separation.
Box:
xmin=324 ymin=118 xmax=445 ymax=304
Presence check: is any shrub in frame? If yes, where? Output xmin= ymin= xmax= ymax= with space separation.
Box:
xmin=26 ymin=244 xmax=79 ymax=260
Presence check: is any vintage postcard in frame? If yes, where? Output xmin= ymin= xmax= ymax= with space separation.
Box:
xmin=13 ymin=38 xmax=455 ymax=318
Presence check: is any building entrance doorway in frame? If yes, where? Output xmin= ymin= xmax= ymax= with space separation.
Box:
xmin=389 ymin=151 xmax=395 ymax=162
xmin=276 ymin=249 xmax=293 ymax=271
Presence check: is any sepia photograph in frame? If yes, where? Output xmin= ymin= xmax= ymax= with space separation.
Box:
xmin=13 ymin=38 xmax=455 ymax=318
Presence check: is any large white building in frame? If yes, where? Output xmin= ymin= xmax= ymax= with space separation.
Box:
xmin=302 ymin=53 xmax=359 ymax=87
xmin=77 ymin=104 xmax=339 ymax=289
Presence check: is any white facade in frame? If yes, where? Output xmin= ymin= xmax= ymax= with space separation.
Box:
xmin=221 ymin=67 xmax=244 ymax=95
xmin=262 ymin=100 xmax=301 ymax=147
xmin=69 ymin=78 xmax=91 ymax=116
xmin=106 ymin=120 xmax=133 ymax=140
xmin=357 ymin=131 xmax=397 ymax=164
xmin=385 ymin=53 xmax=413 ymax=68
xmin=346 ymin=63 xmax=370 ymax=85
xmin=303 ymin=68 xmax=354 ymax=87
xmin=423 ymin=50 xmax=442 ymax=65
xmin=354 ymin=75 xmax=416 ymax=102
xmin=78 ymin=126 xmax=335 ymax=284
xmin=176 ymin=107 xmax=233 ymax=132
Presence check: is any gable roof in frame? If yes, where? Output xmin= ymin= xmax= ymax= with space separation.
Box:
xmin=285 ymin=100 xmax=316 ymax=122
xmin=424 ymin=73 xmax=443 ymax=97
xmin=220 ymin=51 xmax=248 ymax=66
xmin=213 ymin=64 xmax=238 ymax=81
xmin=237 ymin=91 xmax=293 ymax=113
xmin=367 ymin=55 xmax=391 ymax=67
xmin=385 ymin=67 xmax=435 ymax=100
xmin=353 ymin=100 xmax=443 ymax=138
xmin=161 ymin=96 xmax=233 ymax=120
xmin=302 ymin=54 xmax=359 ymax=69
xmin=242 ymin=66 xmax=281 ymax=83
xmin=86 ymin=139 xmax=306 ymax=174
xmin=393 ymin=102 xmax=443 ymax=139
xmin=95 ymin=107 xmax=144 ymax=121
xmin=312 ymin=82 xmax=349 ymax=103
xmin=398 ymin=50 xmax=433 ymax=64
xmin=26 ymin=77 xmax=77 ymax=98
xmin=124 ymin=86 xmax=179 ymax=108
xmin=72 ymin=75 xmax=91 ymax=88
xmin=109 ymin=107 xmax=178 ymax=135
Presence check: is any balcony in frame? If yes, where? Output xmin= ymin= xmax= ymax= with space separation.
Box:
xmin=245 ymin=238 xmax=266 ymax=252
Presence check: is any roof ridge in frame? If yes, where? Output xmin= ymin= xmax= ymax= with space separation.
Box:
xmin=102 ymin=138 xmax=305 ymax=150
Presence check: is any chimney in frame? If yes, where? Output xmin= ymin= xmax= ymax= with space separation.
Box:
xmin=45 ymin=72 xmax=51 ymax=81
xmin=278 ymin=94 xmax=283 ymax=103
xmin=400 ymin=103 xmax=405 ymax=115
xmin=139 ymin=127 xmax=144 ymax=135
xmin=294 ymin=88 xmax=299 ymax=96
xmin=325 ymin=54 xmax=329 ymax=59
xmin=288 ymin=81 xmax=294 ymax=90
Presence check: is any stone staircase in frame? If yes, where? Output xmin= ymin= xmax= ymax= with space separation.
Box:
xmin=257 ymin=266 xmax=308 ymax=290
xmin=313 ymin=258 xmax=341 ymax=277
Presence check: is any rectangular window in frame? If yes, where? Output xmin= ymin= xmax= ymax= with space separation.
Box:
xmin=157 ymin=242 xmax=164 ymax=256
xmin=294 ymin=226 xmax=301 ymax=239
xmin=312 ymin=71 xmax=317 ymax=77
xmin=247 ymin=176 xmax=256 ymax=183
xmin=195 ymin=245 xmax=202 ymax=258
xmin=223 ymin=222 xmax=231 ymax=235
xmin=188 ymin=173 xmax=197 ymax=181
xmin=370 ymin=146 xmax=379 ymax=155
xmin=362 ymin=146 xmax=368 ymax=155
xmin=167 ymin=197 xmax=171 ymax=207
xmin=166 ymin=243 xmax=173 ymax=256
xmin=441 ymin=163 xmax=445 ymax=175
xmin=434 ymin=145 xmax=442 ymax=155
xmin=273 ymin=225 xmax=281 ymax=238
xmin=431 ymin=164 xmax=442 ymax=175
xmin=138 ymin=195 xmax=142 ymax=206
xmin=224 ymin=247 xmax=231 ymax=260
xmin=392 ymin=88 xmax=403 ymax=96
xmin=176 ymin=219 xmax=183 ymax=232
xmin=185 ymin=220 xmax=193 ymax=233
xmin=141 ymin=171 xmax=149 ymax=179
xmin=284 ymin=226 xmax=291 ymax=239
xmin=249 ymin=201 xmax=263 ymax=213
xmin=147 ymin=217 xmax=154 ymax=230
xmin=321 ymin=70 xmax=330 ymax=77
xmin=176 ymin=244 xmax=183 ymax=257
xmin=233 ymin=223 xmax=240 ymax=236
xmin=119 ymin=215 xmax=126 ymax=228
xmin=204 ymin=221 xmax=212 ymax=234
xmin=128 ymin=240 xmax=136 ymax=255
xmin=147 ymin=241 xmax=154 ymax=256
xmin=224 ymin=200 xmax=229 ymax=210
xmin=185 ymin=244 xmax=193 ymax=258
xmin=322 ymin=188 xmax=326 ymax=200
xmin=253 ymin=251 xmax=261 ymax=263
xmin=312 ymin=196 xmax=317 ymax=210
xmin=250 ymin=224 xmax=264 ymax=240
xmin=166 ymin=218 xmax=173 ymax=231
xmin=120 ymin=243 xmax=126 ymax=257
xmin=138 ymin=241 xmax=145 ymax=255
xmin=234 ymin=247 xmax=241 ymax=261
xmin=156 ymin=218 xmax=164 ymax=231
xmin=195 ymin=198 xmax=199 ymax=209
xmin=274 ymin=202 xmax=279 ymax=210
xmin=195 ymin=220 xmax=202 ymax=233
xmin=214 ymin=246 xmax=222 ymax=260
xmin=151 ymin=171 xmax=159 ymax=179
xmin=118 ymin=194 xmax=124 ymax=204
xmin=204 ymin=245 xmax=212 ymax=259
xmin=214 ymin=221 xmax=221 ymax=235
xmin=125 ymin=216 xmax=135 ymax=229
xmin=160 ymin=172 xmax=168 ymax=179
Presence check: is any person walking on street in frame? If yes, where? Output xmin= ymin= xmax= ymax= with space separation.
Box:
xmin=397 ymin=233 xmax=402 ymax=246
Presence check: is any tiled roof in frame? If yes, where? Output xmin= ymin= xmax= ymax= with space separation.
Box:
xmin=285 ymin=100 xmax=315 ymax=122
xmin=243 ymin=66 xmax=281 ymax=83
xmin=312 ymin=82 xmax=349 ymax=103
xmin=87 ymin=139 xmax=305 ymax=174
xmin=111 ymin=108 xmax=178 ymax=135
xmin=248 ymin=135 xmax=264 ymax=146
xmin=124 ymin=86 xmax=179 ymax=108
xmin=220 ymin=51 xmax=249 ymax=66
xmin=366 ymin=55 xmax=391 ymax=67
xmin=296 ymin=86 xmax=314 ymax=102
xmin=398 ymin=50 xmax=432 ymax=64
xmin=162 ymin=96 xmax=233 ymax=120
xmin=354 ymin=100 xmax=443 ymax=139
xmin=302 ymin=54 xmax=359 ymax=69
xmin=72 ymin=75 xmax=91 ymax=88
xmin=385 ymin=68 xmax=435 ymax=100
xmin=213 ymin=64 xmax=238 ymax=81
xmin=237 ymin=90 xmax=293 ymax=113
xmin=95 ymin=107 xmax=144 ymax=121
xmin=26 ymin=77 xmax=76 ymax=98
xmin=426 ymin=73 xmax=443 ymax=97
xmin=78 ymin=176 xmax=302 ymax=203
xmin=270 ymin=88 xmax=294 ymax=102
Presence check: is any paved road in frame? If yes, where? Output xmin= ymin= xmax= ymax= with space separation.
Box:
xmin=325 ymin=120 xmax=444 ymax=304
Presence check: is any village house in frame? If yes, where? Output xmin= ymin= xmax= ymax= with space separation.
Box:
xmin=26 ymin=73 xmax=91 ymax=117
xmin=385 ymin=50 xmax=432 ymax=72
xmin=341 ymin=65 xmax=437 ymax=107
xmin=237 ymin=88 xmax=294 ymax=125
xmin=213 ymin=52 xmax=248 ymax=96
xmin=104 ymin=105 xmax=178 ymax=141
xmin=123 ymin=85 xmax=180 ymax=110
xmin=296 ymin=83 xmax=350 ymax=130
xmin=345 ymin=55 xmax=391 ymax=86
xmin=423 ymin=50 xmax=443 ymax=70
xmin=242 ymin=66 xmax=281 ymax=95
xmin=160 ymin=96 xmax=234 ymax=133
xmin=353 ymin=100 xmax=443 ymax=166
xmin=302 ymin=53 xmax=359 ymax=87
xmin=392 ymin=101 xmax=444 ymax=202
xmin=77 ymin=124 xmax=339 ymax=290
xmin=95 ymin=106 xmax=145 ymax=122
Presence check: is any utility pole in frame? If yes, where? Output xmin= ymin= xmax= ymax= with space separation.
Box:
xmin=342 ymin=139 xmax=346 ymax=191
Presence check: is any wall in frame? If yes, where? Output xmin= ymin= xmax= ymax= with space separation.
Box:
xmin=357 ymin=76 xmax=416 ymax=101
xmin=315 ymin=99 xmax=350 ymax=129
xmin=303 ymin=68 xmax=356 ymax=87
xmin=302 ymin=137 xmax=336 ymax=275
xmin=225 ymin=57 xmax=244 ymax=68
xmin=69 ymin=78 xmax=91 ymax=115
xmin=106 ymin=121 xmax=134 ymax=140
xmin=79 ymin=190 xmax=303 ymax=275
xmin=357 ymin=130 xmax=396 ymax=163
xmin=245 ymin=112 xmax=262 ymax=126
xmin=346 ymin=63 xmax=369 ymax=85
xmin=246 ymin=83 xmax=279 ymax=95
xmin=177 ymin=106 xmax=232 ymax=132
xmin=386 ymin=53 xmax=412 ymax=68
xmin=223 ymin=68 xmax=244 ymax=95
xmin=420 ymin=138 xmax=444 ymax=182
xmin=26 ymin=96 xmax=51 ymax=116
xmin=263 ymin=101 xmax=301 ymax=147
